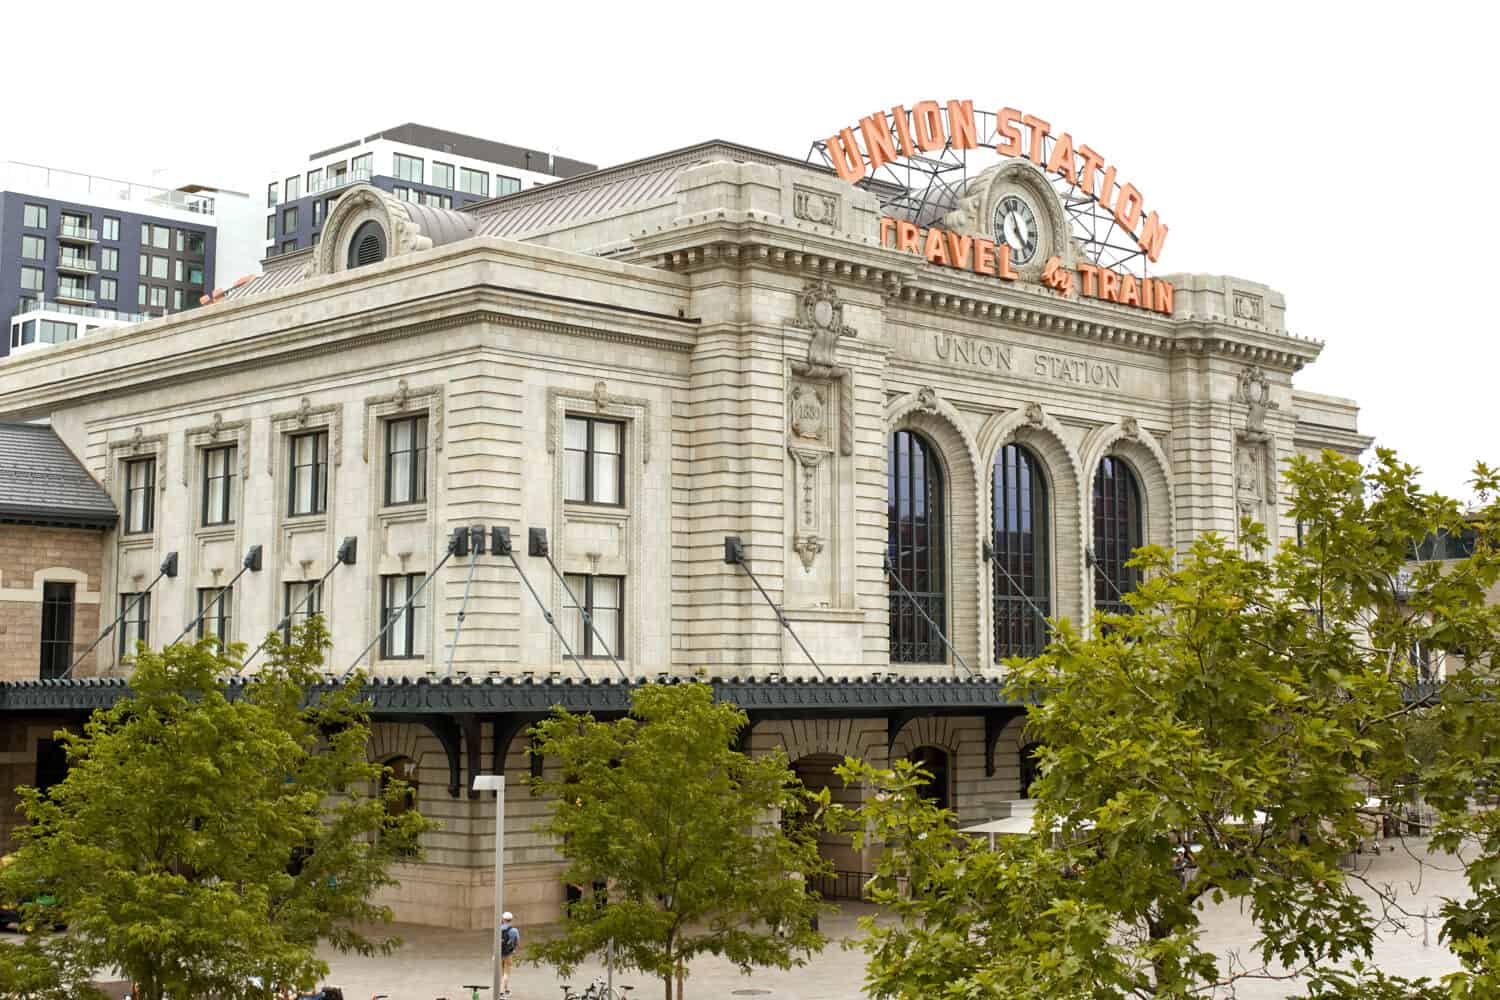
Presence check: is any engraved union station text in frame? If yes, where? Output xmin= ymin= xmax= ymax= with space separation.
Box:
xmin=932 ymin=334 xmax=1122 ymax=389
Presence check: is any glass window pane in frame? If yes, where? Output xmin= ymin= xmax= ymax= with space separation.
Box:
xmin=593 ymin=421 xmax=620 ymax=455
xmin=564 ymin=417 xmax=588 ymax=450
xmin=564 ymin=452 xmax=587 ymax=502
xmin=592 ymin=453 xmax=620 ymax=504
xmin=563 ymin=575 xmax=585 ymax=653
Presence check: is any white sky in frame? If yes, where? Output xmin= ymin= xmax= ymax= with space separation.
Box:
xmin=3 ymin=2 xmax=1494 ymax=499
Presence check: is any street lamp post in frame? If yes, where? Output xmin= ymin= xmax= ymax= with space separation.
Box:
xmin=473 ymin=774 xmax=505 ymax=998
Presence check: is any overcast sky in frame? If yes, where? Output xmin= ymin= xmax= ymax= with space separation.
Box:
xmin=4 ymin=2 xmax=1494 ymax=499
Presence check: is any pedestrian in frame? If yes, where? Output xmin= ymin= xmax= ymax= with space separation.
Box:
xmin=500 ymin=910 xmax=520 ymax=997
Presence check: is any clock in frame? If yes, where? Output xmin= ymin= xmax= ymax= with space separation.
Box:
xmin=993 ymin=194 xmax=1040 ymax=267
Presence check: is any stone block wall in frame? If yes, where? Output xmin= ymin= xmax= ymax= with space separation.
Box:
xmin=0 ymin=524 xmax=105 ymax=682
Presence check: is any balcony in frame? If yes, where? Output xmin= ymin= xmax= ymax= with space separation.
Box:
xmin=58 ymin=222 xmax=99 ymax=243
xmin=13 ymin=299 xmax=146 ymax=324
xmin=310 ymin=167 xmax=373 ymax=195
xmin=56 ymin=255 xmax=97 ymax=275
xmin=54 ymin=285 xmax=96 ymax=305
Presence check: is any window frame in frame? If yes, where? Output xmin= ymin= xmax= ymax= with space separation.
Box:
xmin=380 ymin=573 xmax=427 ymax=660
xmin=39 ymin=581 xmax=75 ymax=680
xmin=283 ymin=580 xmax=323 ymax=642
xmin=101 ymin=247 xmax=118 ymax=271
xmin=201 ymin=444 xmax=237 ymax=527
xmin=562 ymin=415 xmax=625 ymax=506
xmin=432 ymin=161 xmax=455 ymax=189
xmin=268 ymin=182 xmax=279 ymax=208
xmin=118 ymin=591 xmax=150 ymax=661
xmin=992 ymin=442 xmax=1051 ymax=660
xmin=99 ymin=277 xmax=117 ymax=301
xmin=19 ymin=266 xmax=43 ymax=292
xmin=383 ymin=414 xmax=429 ymax=507
xmin=394 ymin=153 xmax=424 ymax=184
xmin=196 ymin=587 xmax=233 ymax=645
xmin=102 ymin=216 xmax=120 ymax=241
xmin=562 ymin=573 xmax=625 ymax=658
xmin=21 ymin=235 xmax=45 ymax=260
xmin=23 ymin=204 xmax=47 ymax=228
xmin=1091 ymin=455 xmax=1143 ymax=617
xmin=286 ymin=430 xmax=329 ymax=517
xmin=458 ymin=167 xmax=489 ymax=197
xmin=887 ymin=429 xmax=947 ymax=664
xmin=123 ymin=457 xmax=156 ymax=534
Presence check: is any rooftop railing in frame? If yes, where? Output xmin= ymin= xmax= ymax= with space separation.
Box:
xmin=12 ymin=299 xmax=147 ymax=324
xmin=4 ymin=161 xmax=221 ymax=217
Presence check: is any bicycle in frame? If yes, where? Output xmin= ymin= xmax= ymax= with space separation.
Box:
xmin=436 ymin=987 xmax=490 ymax=1000
xmin=558 ymin=977 xmax=635 ymax=1000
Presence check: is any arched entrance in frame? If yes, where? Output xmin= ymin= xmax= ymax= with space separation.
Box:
xmin=908 ymin=745 xmax=952 ymax=813
xmin=791 ymin=753 xmax=869 ymax=900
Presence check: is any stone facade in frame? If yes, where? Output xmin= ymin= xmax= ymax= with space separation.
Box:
xmin=0 ymin=525 xmax=104 ymax=682
xmin=0 ymin=141 xmax=1370 ymax=926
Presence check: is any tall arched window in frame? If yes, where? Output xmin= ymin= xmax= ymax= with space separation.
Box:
xmin=992 ymin=443 xmax=1050 ymax=659
xmin=888 ymin=430 xmax=946 ymax=663
xmin=1092 ymin=456 xmax=1142 ymax=615
xmin=908 ymin=746 xmax=952 ymax=812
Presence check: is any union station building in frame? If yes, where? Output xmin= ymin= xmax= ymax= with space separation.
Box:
xmin=0 ymin=134 xmax=1370 ymax=927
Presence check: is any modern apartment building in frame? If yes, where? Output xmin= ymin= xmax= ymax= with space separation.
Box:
xmin=263 ymin=123 xmax=595 ymax=258
xmin=0 ymin=162 xmax=260 ymax=358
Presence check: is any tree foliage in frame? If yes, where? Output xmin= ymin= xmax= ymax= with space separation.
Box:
xmin=0 ymin=621 xmax=435 ymax=1000
xmin=529 ymin=682 xmax=829 ymax=1000
xmin=840 ymin=450 xmax=1500 ymax=999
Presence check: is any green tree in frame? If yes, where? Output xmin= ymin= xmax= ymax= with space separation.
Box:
xmin=529 ymin=682 xmax=829 ymax=1000
xmin=838 ymin=450 xmax=1500 ymax=999
xmin=0 ymin=620 xmax=434 ymax=1000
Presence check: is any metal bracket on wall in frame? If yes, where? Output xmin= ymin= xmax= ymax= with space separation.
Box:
xmin=414 ymin=714 xmax=464 ymax=798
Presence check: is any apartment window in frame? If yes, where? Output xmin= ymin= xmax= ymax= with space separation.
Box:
xmin=21 ymin=235 xmax=45 ymax=260
xmin=268 ymin=182 xmax=279 ymax=208
xmin=458 ymin=167 xmax=488 ymax=197
xmin=380 ymin=574 xmax=427 ymax=659
xmin=496 ymin=175 xmax=521 ymax=196
xmin=288 ymin=431 xmax=328 ymax=516
xmin=281 ymin=240 xmax=297 ymax=255
xmin=432 ymin=162 xmax=455 ymax=189
xmin=184 ymin=231 xmax=205 ymax=255
xmin=266 ymin=216 xmax=276 ymax=240
xmin=187 ymin=264 xmax=204 ymax=285
xmin=311 ymin=232 xmax=320 ymax=246
xmin=99 ymin=277 xmax=117 ymax=300
xmin=124 ymin=457 xmax=155 ymax=533
xmin=20 ymin=266 xmax=43 ymax=291
xmin=138 ymin=285 xmax=147 ymax=306
xmin=175 ymin=230 xmax=184 ymax=253
xmin=352 ymin=153 xmax=373 ymax=179
xmin=173 ymin=289 xmax=184 ymax=311
xmin=174 ymin=259 xmax=185 ymax=282
xmin=139 ymin=254 xmax=149 ymax=276
xmin=384 ymin=414 xmax=428 ymax=506
xmin=102 ymin=216 xmax=120 ymax=241
xmin=101 ymin=247 xmax=118 ymax=271
xmin=118 ymin=592 xmax=150 ymax=660
xmin=284 ymin=580 xmax=323 ymax=641
xmin=392 ymin=186 xmax=412 ymax=203
xmin=283 ymin=206 xmax=299 ymax=231
xmin=312 ymin=200 xmax=323 ymax=226
xmin=307 ymin=168 xmax=321 ymax=192
xmin=562 ymin=574 xmax=623 ymax=657
xmin=563 ymin=416 xmax=623 ymax=504
xmin=151 ymin=226 xmax=169 ymax=250
xmin=149 ymin=286 xmax=167 ymax=308
xmin=39 ymin=320 xmax=76 ymax=344
xmin=39 ymin=582 xmax=75 ymax=680
xmin=394 ymin=153 xmax=423 ymax=183
xmin=12 ymin=321 xmax=34 ymax=347
xmin=196 ymin=588 xmax=232 ymax=645
xmin=23 ymin=204 xmax=47 ymax=228
xmin=285 ymin=176 xmax=301 ymax=202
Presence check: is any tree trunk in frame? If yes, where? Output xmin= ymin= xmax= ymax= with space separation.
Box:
xmin=675 ymin=957 xmax=685 ymax=1000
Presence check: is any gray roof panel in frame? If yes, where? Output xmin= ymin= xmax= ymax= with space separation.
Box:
xmin=0 ymin=423 xmax=116 ymax=528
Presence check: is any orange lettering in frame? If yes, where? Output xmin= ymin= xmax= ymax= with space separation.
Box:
xmin=1139 ymin=212 xmax=1168 ymax=263
xmin=997 ymin=244 xmax=1018 ymax=280
xmin=913 ymin=100 xmax=946 ymax=152
xmin=1021 ymin=114 xmax=1051 ymax=165
xmin=827 ymin=128 xmax=865 ymax=183
xmin=945 ymin=231 xmax=973 ymax=269
xmin=896 ymin=220 xmax=920 ymax=254
xmin=1142 ymin=277 xmax=1153 ymax=309
xmin=1100 ymin=269 xmax=1120 ymax=302
xmin=880 ymin=217 xmax=895 ymax=248
xmin=1097 ymin=165 xmax=1118 ymax=213
xmin=1077 ymin=144 xmax=1105 ymax=198
xmin=1077 ymin=262 xmax=1100 ymax=297
xmin=890 ymin=104 xmax=916 ymax=158
xmin=946 ymin=100 xmax=977 ymax=150
xmin=860 ymin=112 xmax=899 ymax=172
xmin=924 ymin=226 xmax=950 ymax=265
xmin=976 ymin=238 xmax=997 ymax=275
xmin=995 ymin=107 xmax=1024 ymax=157
xmin=1113 ymin=184 xmax=1143 ymax=232
xmin=1119 ymin=273 xmax=1140 ymax=307
xmin=1045 ymin=131 xmax=1077 ymax=185
xmin=1154 ymin=279 xmax=1174 ymax=315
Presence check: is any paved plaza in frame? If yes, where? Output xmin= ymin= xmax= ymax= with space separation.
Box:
xmin=315 ymin=839 xmax=1471 ymax=1000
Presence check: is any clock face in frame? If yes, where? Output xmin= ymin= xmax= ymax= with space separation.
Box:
xmin=993 ymin=194 xmax=1040 ymax=266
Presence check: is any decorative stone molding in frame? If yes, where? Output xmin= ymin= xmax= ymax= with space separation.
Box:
xmin=181 ymin=414 xmax=250 ymax=486
xmin=788 ymin=383 xmax=829 ymax=446
xmin=105 ymin=429 xmax=167 ymax=489
xmin=545 ymin=384 xmax=652 ymax=465
xmin=791 ymin=279 xmax=857 ymax=381
xmin=312 ymin=184 xmax=433 ymax=277
xmin=1080 ymin=419 xmax=1176 ymax=557
xmin=361 ymin=379 xmax=446 ymax=462
xmin=1234 ymin=364 xmax=1279 ymax=441
xmin=1233 ymin=291 xmax=1265 ymax=324
xmin=792 ymin=186 xmax=839 ymax=226
xmin=788 ymin=445 xmax=828 ymax=573
xmin=269 ymin=399 xmax=344 ymax=474
xmin=1023 ymin=401 xmax=1045 ymax=427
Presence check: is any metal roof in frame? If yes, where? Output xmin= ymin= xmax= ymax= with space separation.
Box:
xmin=0 ymin=422 xmax=116 ymax=528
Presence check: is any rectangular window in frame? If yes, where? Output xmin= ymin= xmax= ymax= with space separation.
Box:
xmin=563 ymin=416 xmax=624 ymax=504
xmin=140 ymin=222 xmax=150 ymax=243
xmin=187 ymin=264 xmax=204 ymax=285
xmin=20 ymin=266 xmax=43 ymax=291
xmin=139 ymin=253 xmax=149 ymax=276
xmin=196 ymin=588 xmax=232 ymax=645
xmin=352 ymin=153 xmax=373 ymax=179
xmin=288 ymin=431 xmax=328 ymax=516
xmin=173 ymin=289 xmax=184 ymax=311
xmin=432 ymin=162 xmax=455 ymax=189
xmin=384 ymin=414 xmax=428 ymax=505
xmin=39 ymin=320 xmax=76 ymax=344
xmin=283 ymin=206 xmax=299 ymax=231
xmin=281 ymin=240 xmax=297 ymax=255
xmin=175 ymin=230 xmax=184 ymax=253
xmin=458 ymin=167 xmax=489 ymax=197
xmin=184 ymin=231 xmax=205 ymax=255
xmin=102 ymin=217 xmax=120 ymax=241
xmin=496 ymin=175 xmax=521 ymax=196
xmin=23 ymin=204 xmax=47 ymax=228
xmin=149 ymin=286 xmax=167 ymax=307
xmin=307 ymin=168 xmax=321 ymax=193
xmin=285 ymin=176 xmax=301 ymax=202
xmin=21 ymin=235 xmax=45 ymax=259
xmin=394 ymin=153 xmax=424 ymax=183
xmin=266 ymin=216 xmax=276 ymax=240
xmin=174 ymin=259 xmax=184 ymax=282
xmin=268 ymin=182 xmax=279 ymax=208
xmin=124 ymin=457 xmax=155 ymax=533
xmin=101 ymin=247 xmax=118 ymax=271
xmin=312 ymin=200 xmax=323 ymax=226
xmin=118 ymin=592 xmax=150 ymax=660
xmin=100 ymin=277 xmax=117 ymax=300
xmin=562 ymin=574 xmax=624 ymax=658
xmin=380 ymin=573 xmax=427 ymax=659
xmin=284 ymin=580 xmax=323 ymax=641
xmin=138 ymin=284 xmax=147 ymax=306
xmin=39 ymin=582 xmax=75 ymax=680
xmin=392 ymin=186 xmax=411 ymax=203
xmin=151 ymin=225 xmax=169 ymax=250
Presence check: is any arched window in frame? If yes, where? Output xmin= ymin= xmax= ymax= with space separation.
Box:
xmin=888 ymin=430 xmax=946 ymax=663
xmin=1092 ymin=456 xmax=1142 ymax=615
xmin=992 ymin=444 xmax=1050 ymax=659
xmin=1018 ymin=741 xmax=1045 ymax=798
xmin=908 ymin=745 xmax=952 ymax=812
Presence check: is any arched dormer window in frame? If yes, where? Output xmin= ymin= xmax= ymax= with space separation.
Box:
xmin=992 ymin=443 xmax=1050 ymax=659
xmin=888 ymin=430 xmax=945 ymax=663
xmin=1092 ymin=456 xmax=1142 ymax=616
xmin=347 ymin=220 xmax=387 ymax=269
